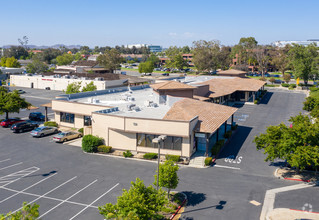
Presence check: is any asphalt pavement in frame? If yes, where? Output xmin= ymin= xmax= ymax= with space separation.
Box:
xmin=0 ymin=87 xmax=316 ymax=220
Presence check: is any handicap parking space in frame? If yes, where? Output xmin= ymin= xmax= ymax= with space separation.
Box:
xmin=0 ymin=158 xmax=120 ymax=219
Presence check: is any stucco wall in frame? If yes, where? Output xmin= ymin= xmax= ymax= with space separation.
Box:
xmin=160 ymin=89 xmax=193 ymax=98
xmin=109 ymin=130 xmax=136 ymax=151
xmin=10 ymin=75 xmax=107 ymax=91
xmin=52 ymin=100 xmax=109 ymax=116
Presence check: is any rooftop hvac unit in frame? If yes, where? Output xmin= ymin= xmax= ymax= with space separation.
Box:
xmin=127 ymin=104 xmax=136 ymax=111
xmin=133 ymin=106 xmax=140 ymax=112
xmin=92 ymin=99 xmax=100 ymax=104
xmin=127 ymin=96 xmax=135 ymax=102
xmin=150 ymin=102 xmax=158 ymax=108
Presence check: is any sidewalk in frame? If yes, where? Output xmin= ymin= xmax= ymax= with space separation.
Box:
xmin=267 ymin=208 xmax=319 ymax=220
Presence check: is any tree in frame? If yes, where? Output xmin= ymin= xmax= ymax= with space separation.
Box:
xmin=99 ymin=178 xmax=168 ymax=219
xmin=82 ymin=81 xmax=97 ymax=92
xmin=289 ymin=43 xmax=318 ymax=85
xmin=239 ymin=37 xmax=258 ymax=49
xmin=33 ymin=48 xmax=62 ymax=64
xmin=0 ymin=57 xmax=21 ymax=68
xmin=0 ymin=202 xmax=39 ymax=219
xmin=147 ymin=53 xmax=160 ymax=67
xmin=97 ymin=49 xmax=122 ymax=73
xmin=254 ymin=45 xmax=270 ymax=76
xmin=3 ymin=46 xmax=29 ymax=59
xmin=271 ymin=46 xmax=291 ymax=76
xmin=269 ymin=77 xmax=276 ymax=84
xmin=56 ymin=53 xmax=74 ymax=65
xmin=254 ymin=114 xmax=319 ymax=172
xmin=65 ymin=82 xmax=81 ymax=94
xmin=192 ymin=40 xmax=221 ymax=73
xmin=138 ymin=61 xmax=154 ymax=73
xmin=181 ymin=45 xmax=191 ymax=54
xmin=283 ymin=73 xmax=291 ymax=83
xmin=26 ymin=60 xmax=48 ymax=73
xmin=0 ymin=57 xmax=6 ymax=67
xmin=154 ymin=160 xmax=179 ymax=199
xmin=0 ymin=90 xmax=30 ymax=119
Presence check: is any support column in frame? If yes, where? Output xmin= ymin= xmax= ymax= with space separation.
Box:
xmin=216 ymin=128 xmax=219 ymax=143
xmin=45 ymin=106 xmax=48 ymax=122
xmin=253 ymin=92 xmax=256 ymax=102
xmin=231 ymin=114 xmax=234 ymax=126
xmin=224 ymin=120 xmax=227 ymax=135
xmin=205 ymin=133 xmax=209 ymax=156
xmin=245 ymin=91 xmax=249 ymax=102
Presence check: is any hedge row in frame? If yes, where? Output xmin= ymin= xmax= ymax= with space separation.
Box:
xmin=44 ymin=121 xmax=58 ymax=127
xmin=165 ymin=154 xmax=180 ymax=162
xmin=143 ymin=153 xmax=158 ymax=160
xmin=98 ymin=145 xmax=112 ymax=153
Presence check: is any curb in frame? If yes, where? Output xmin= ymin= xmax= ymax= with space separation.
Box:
xmin=290 ymin=209 xmax=319 ymax=214
xmin=170 ymin=192 xmax=187 ymax=220
xmin=284 ymin=177 xmax=311 ymax=183
xmin=82 ymin=151 xmax=191 ymax=168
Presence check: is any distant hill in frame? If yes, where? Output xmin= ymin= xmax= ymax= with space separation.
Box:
xmin=2 ymin=44 xmax=82 ymax=49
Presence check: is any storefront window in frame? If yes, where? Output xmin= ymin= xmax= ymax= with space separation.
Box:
xmin=60 ymin=112 xmax=74 ymax=123
xmin=137 ymin=133 xmax=182 ymax=150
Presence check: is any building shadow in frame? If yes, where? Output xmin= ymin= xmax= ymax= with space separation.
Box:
xmin=259 ymin=91 xmax=273 ymax=105
xmin=216 ymin=125 xmax=252 ymax=160
xmin=182 ymin=191 xmax=206 ymax=207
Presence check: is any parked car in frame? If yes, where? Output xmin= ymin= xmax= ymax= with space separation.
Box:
xmin=0 ymin=118 xmax=25 ymax=127
xmin=30 ymin=126 xmax=59 ymax=137
xmin=16 ymin=89 xmax=26 ymax=94
xmin=162 ymin=72 xmax=170 ymax=76
xmin=11 ymin=121 xmax=39 ymax=133
xmin=52 ymin=131 xmax=82 ymax=143
xmin=142 ymin=73 xmax=152 ymax=76
xmin=29 ymin=112 xmax=45 ymax=121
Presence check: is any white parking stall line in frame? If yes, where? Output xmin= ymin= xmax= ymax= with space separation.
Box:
xmin=214 ymin=165 xmax=241 ymax=170
xmin=0 ymin=162 xmax=23 ymax=171
xmin=11 ymin=176 xmax=77 ymax=214
xmin=0 ymin=158 xmax=11 ymax=163
xmin=69 ymin=183 xmax=119 ymax=220
xmin=39 ymin=179 xmax=98 ymax=218
xmin=0 ymin=173 xmax=57 ymax=204
xmin=1 ymin=186 xmax=98 ymax=208
xmin=0 ymin=167 xmax=40 ymax=187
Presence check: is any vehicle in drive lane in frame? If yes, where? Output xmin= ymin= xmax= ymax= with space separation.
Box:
xmin=0 ymin=118 xmax=25 ymax=128
xmin=30 ymin=126 xmax=59 ymax=137
xmin=52 ymin=131 xmax=82 ymax=143
xmin=29 ymin=112 xmax=45 ymax=121
xmin=11 ymin=121 xmax=39 ymax=133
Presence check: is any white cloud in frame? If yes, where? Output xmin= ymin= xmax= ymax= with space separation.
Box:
xmin=168 ymin=32 xmax=177 ymax=36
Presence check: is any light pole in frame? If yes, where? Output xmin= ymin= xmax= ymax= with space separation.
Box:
xmin=152 ymin=135 xmax=167 ymax=191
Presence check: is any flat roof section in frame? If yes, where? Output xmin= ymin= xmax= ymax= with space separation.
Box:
xmin=73 ymin=87 xmax=180 ymax=119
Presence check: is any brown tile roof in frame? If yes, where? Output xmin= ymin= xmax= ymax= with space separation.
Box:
xmin=193 ymin=95 xmax=210 ymax=101
xmin=199 ymin=77 xmax=266 ymax=98
xmin=163 ymin=98 xmax=237 ymax=133
xmin=151 ymin=81 xmax=196 ymax=90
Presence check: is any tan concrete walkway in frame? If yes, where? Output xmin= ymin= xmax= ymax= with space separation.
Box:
xmin=268 ymin=208 xmax=319 ymax=220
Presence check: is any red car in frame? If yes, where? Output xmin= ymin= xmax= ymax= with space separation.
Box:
xmin=0 ymin=118 xmax=25 ymax=127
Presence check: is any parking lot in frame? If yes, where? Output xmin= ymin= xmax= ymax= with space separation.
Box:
xmin=0 ymin=86 xmax=316 ymax=220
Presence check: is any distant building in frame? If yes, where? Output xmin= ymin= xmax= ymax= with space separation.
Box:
xmin=126 ymin=44 xmax=163 ymax=53
xmin=148 ymin=45 xmax=162 ymax=53
xmin=272 ymin=39 xmax=319 ymax=47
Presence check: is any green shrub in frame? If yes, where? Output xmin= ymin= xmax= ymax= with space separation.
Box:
xmin=44 ymin=121 xmax=58 ymax=127
xmin=78 ymin=128 xmax=84 ymax=134
xmin=231 ymin=124 xmax=238 ymax=131
xmin=204 ymin=157 xmax=213 ymax=166
xmin=254 ymin=100 xmax=258 ymax=104
xmin=281 ymin=83 xmax=289 ymax=87
xmin=123 ymin=150 xmax=133 ymax=158
xmin=309 ymin=86 xmax=319 ymax=92
xmin=143 ymin=153 xmax=158 ymax=160
xmin=265 ymin=84 xmax=279 ymax=87
xmin=211 ymin=139 xmax=225 ymax=156
xmin=224 ymin=130 xmax=232 ymax=139
xmin=289 ymin=84 xmax=296 ymax=90
xmin=97 ymin=145 xmax=112 ymax=153
xmin=82 ymin=134 xmax=103 ymax=153
xmin=165 ymin=154 xmax=180 ymax=162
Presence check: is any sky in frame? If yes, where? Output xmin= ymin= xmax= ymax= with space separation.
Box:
xmin=1 ymin=0 xmax=319 ymax=48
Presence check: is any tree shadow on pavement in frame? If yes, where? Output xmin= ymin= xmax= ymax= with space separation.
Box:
xmin=182 ymin=191 xmax=206 ymax=207
xmin=181 ymin=200 xmax=227 ymax=214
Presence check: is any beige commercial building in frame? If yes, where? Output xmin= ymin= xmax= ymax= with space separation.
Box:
xmin=52 ymin=82 xmax=238 ymax=159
